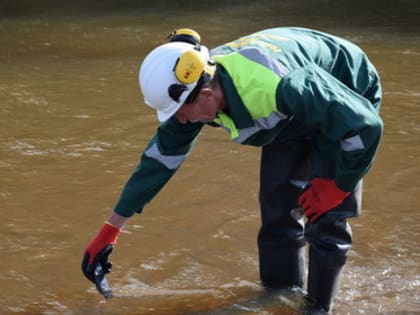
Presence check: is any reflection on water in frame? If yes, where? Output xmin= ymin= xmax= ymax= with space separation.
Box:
xmin=1 ymin=1 xmax=419 ymax=314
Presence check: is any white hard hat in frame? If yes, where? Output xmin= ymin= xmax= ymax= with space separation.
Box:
xmin=139 ymin=41 xmax=214 ymax=122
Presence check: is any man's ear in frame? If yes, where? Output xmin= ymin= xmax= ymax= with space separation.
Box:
xmin=195 ymin=87 xmax=213 ymax=104
xmin=200 ymin=87 xmax=214 ymax=100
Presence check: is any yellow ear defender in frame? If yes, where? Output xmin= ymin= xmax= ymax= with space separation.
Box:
xmin=168 ymin=28 xmax=201 ymax=45
xmin=167 ymin=28 xmax=216 ymax=104
xmin=173 ymin=49 xmax=206 ymax=85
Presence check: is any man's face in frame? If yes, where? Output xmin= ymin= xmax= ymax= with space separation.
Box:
xmin=174 ymin=88 xmax=219 ymax=124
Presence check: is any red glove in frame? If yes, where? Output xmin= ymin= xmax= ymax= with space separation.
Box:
xmin=81 ymin=222 xmax=121 ymax=298
xmin=298 ymin=178 xmax=350 ymax=223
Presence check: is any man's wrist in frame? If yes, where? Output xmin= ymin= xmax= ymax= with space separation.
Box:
xmin=106 ymin=211 xmax=129 ymax=229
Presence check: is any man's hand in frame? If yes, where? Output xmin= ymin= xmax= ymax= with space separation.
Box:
xmin=298 ymin=178 xmax=350 ymax=223
xmin=81 ymin=222 xmax=121 ymax=298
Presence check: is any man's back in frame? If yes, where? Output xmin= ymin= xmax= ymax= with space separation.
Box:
xmin=211 ymin=27 xmax=377 ymax=98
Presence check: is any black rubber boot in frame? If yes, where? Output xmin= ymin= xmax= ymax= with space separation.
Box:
xmin=305 ymin=247 xmax=346 ymax=313
xmin=258 ymin=244 xmax=305 ymax=289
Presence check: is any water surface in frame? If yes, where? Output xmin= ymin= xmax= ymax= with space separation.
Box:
xmin=1 ymin=1 xmax=419 ymax=314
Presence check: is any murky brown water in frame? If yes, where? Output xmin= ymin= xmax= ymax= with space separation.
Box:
xmin=1 ymin=1 xmax=419 ymax=314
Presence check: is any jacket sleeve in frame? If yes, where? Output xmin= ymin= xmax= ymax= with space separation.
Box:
xmin=113 ymin=118 xmax=204 ymax=217
xmin=277 ymin=64 xmax=383 ymax=191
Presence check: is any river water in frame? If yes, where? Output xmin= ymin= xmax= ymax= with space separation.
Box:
xmin=0 ymin=1 xmax=419 ymax=314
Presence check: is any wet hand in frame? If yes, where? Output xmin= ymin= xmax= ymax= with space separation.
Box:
xmin=298 ymin=178 xmax=350 ymax=222
xmin=81 ymin=223 xmax=121 ymax=298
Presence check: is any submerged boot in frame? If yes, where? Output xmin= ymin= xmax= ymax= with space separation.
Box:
xmin=258 ymin=244 xmax=305 ymax=289
xmin=305 ymin=247 xmax=346 ymax=313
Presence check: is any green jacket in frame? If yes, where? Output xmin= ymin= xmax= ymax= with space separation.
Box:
xmin=114 ymin=27 xmax=383 ymax=217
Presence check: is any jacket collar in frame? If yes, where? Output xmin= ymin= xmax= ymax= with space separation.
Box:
xmin=217 ymin=65 xmax=254 ymax=129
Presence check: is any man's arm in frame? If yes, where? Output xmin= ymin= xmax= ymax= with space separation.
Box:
xmin=278 ymin=64 xmax=383 ymax=192
xmin=81 ymin=117 xmax=204 ymax=297
xmin=113 ymin=117 xmax=204 ymax=217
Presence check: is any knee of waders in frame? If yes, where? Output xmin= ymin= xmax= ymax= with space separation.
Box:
xmin=305 ymin=216 xmax=353 ymax=257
